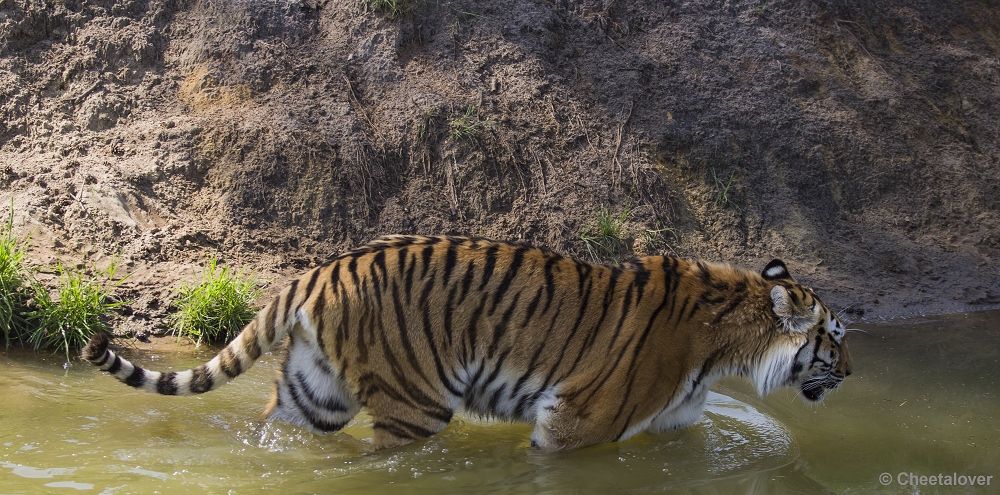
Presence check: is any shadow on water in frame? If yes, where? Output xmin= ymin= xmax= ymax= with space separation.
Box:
xmin=2 ymin=311 xmax=998 ymax=493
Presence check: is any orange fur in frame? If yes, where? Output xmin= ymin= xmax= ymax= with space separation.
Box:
xmin=83 ymin=236 xmax=852 ymax=450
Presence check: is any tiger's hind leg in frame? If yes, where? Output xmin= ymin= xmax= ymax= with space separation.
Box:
xmin=265 ymin=337 xmax=361 ymax=433
xmin=370 ymin=410 xmax=453 ymax=450
xmin=359 ymin=376 xmax=457 ymax=450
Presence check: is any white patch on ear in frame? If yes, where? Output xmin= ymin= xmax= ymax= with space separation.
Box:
xmin=764 ymin=265 xmax=786 ymax=279
xmin=770 ymin=286 xmax=817 ymax=334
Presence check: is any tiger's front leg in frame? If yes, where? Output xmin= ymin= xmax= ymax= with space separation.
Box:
xmin=528 ymin=389 xmax=623 ymax=451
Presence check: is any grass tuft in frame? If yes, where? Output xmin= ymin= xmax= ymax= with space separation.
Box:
xmin=711 ymin=167 xmax=740 ymax=210
xmin=370 ymin=0 xmax=413 ymax=19
xmin=638 ymin=221 xmax=676 ymax=255
xmin=0 ymin=210 xmax=30 ymax=347
xmin=26 ymin=260 xmax=128 ymax=360
xmin=450 ymin=105 xmax=489 ymax=141
xmin=581 ymin=196 xmax=678 ymax=261
xmin=580 ymin=199 xmax=635 ymax=263
xmin=171 ymin=256 xmax=263 ymax=346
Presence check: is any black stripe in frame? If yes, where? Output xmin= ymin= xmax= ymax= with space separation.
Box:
xmin=571 ymin=268 xmax=620 ymax=373
xmin=479 ymin=348 xmax=512 ymax=397
xmin=373 ymin=420 xmax=416 ymax=440
xmin=443 ymin=242 xmax=458 ymax=284
xmin=458 ymin=261 xmax=475 ymax=303
xmin=659 ymin=259 xmax=678 ymax=305
xmin=686 ymin=293 xmax=704 ymax=319
xmin=575 ymin=262 xmax=592 ymax=297
xmin=387 ymin=415 xmax=447 ymax=437
xmin=373 ymin=250 xmax=387 ymax=284
xmin=421 ymin=403 xmax=454 ymax=424
xmin=577 ymin=334 xmax=637 ymax=404
xmin=242 ymin=324 xmax=262 ymax=360
xmin=157 ymin=372 xmax=178 ymax=395
xmin=420 ymin=294 xmax=463 ymax=397
xmin=368 ymin=256 xmax=384 ymax=305
xmin=710 ymin=293 xmax=746 ymax=325
xmin=488 ymin=290 xmax=521 ymax=358
xmin=615 ymin=404 xmax=639 ymax=441
xmin=605 ymin=280 xmax=633 ymax=346
xmin=612 ymin=295 xmax=671 ymax=421
xmin=559 ymin=271 xmax=600 ymax=376
xmin=391 ymin=282 xmax=431 ymax=384
xmin=632 ymin=292 xmax=670 ymax=358
xmin=444 ymin=284 xmax=457 ymax=347
xmin=487 ymin=383 xmax=508 ymax=413
xmin=328 ymin=261 xmax=341 ymax=289
xmin=789 ymin=288 xmax=800 ymax=305
xmin=420 ymin=245 xmax=435 ymax=279
xmin=515 ymin=303 xmax=562 ymax=397
xmin=541 ymin=278 xmax=592 ymax=387
xmin=684 ymin=347 xmax=726 ymax=402
xmin=521 ymin=286 xmax=544 ymax=328
xmin=382 ymin=299 xmax=451 ymax=420
xmin=490 ymin=247 xmax=527 ymax=312
xmin=463 ymin=361 xmax=485 ymax=390
xmin=396 ymin=246 xmax=409 ymax=278
xmin=107 ymin=355 xmax=122 ymax=374
xmin=632 ymin=262 xmax=650 ymax=303
xmin=357 ymin=372 xmax=403 ymax=404
xmin=404 ymin=253 xmax=417 ymax=302
xmin=282 ymin=280 xmax=300 ymax=325
xmin=94 ymin=351 xmax=110 ymax=367
xmin=379 ymin=338 xmax=451 ymax=420
xmin=124 ymin=366 xmax=145 ymax=387
xmin=347 ymin=257 xmax=361 ymax=296
xmin=673 ymin=295 xmax=692 ymax=326
xmin=303 ymin=268 xmax=321 ymax=309
xmin=810 ymin=334 xmax=825 ymax=366
xmin=219 ymin=347 xmax=242 ymax=378
xmin=516 ymin=390 xmax=541 ymax=419
xmin=189 ymin=365 xmax=214 ymax=393
xmin=262 ymin=299 xmax=278 ymax=343
xmin=314 ymin=356 xmax=336 ymax=376
xmin=465 ymin=299 xmax=487 ymax=363
xmin=418 ymin=270 xmax=436 ymax=308
xmin=314 ymin=289 xmax=327 ymax=353
xmin=286 ymin=378 xmax=345 ymax=432
xmin=294 ymin=370 xmax=348 ymax=412
xmin=478 ymin=245 xmax=500 ymax=290
xmin=542 ymin=255 xmax=559 ymax=313
xmin=336 ymin=284 xmax=351 ymax=355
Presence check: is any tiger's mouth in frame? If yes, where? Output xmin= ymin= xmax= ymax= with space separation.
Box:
xmin=801 ymin=385 xmax=825 ymax=402
xmin=800 ymin=376 xmax=841 ymax=402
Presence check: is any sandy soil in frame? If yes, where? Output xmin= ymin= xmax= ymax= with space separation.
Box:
xmin=2 ymin=0 xmax=999 ymax=336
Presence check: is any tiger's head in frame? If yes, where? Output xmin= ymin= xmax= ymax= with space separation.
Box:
xmin=760 ymin=259 xmax=853 ymax=402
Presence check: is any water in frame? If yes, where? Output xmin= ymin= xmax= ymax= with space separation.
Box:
xmin=2 ymin=311 xmax=999 ymax=494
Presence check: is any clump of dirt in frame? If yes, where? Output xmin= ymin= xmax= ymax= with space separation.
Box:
xmin=2 ymin=0 xmax=999 ymax=333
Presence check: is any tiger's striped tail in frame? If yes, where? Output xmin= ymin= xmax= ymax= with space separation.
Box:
xmin=81 ymin=286 xmax=298 ymax=396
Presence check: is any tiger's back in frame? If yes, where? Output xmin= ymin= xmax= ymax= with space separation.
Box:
xmin=83 ymin=235 xmax=852 ymax=451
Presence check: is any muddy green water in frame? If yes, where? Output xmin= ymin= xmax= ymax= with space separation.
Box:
xmin=2 ymin=311 xmax=999 ymax=494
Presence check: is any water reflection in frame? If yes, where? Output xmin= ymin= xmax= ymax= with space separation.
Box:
xmin=2 ymin=311 xmax=998 ymax=493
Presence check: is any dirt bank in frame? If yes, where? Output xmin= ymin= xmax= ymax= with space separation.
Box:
xmin=2 ymin=0 xmax=999 ymax=334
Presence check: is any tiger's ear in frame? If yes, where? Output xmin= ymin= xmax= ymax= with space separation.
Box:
xmin=770 ymin=285 xmax=817 ymax=334
xmin=761 ymin=259 xmax=793 ymax=281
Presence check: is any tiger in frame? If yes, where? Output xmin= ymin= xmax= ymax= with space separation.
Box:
xmin=82 ymin=235 xmax=852 ymax=451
